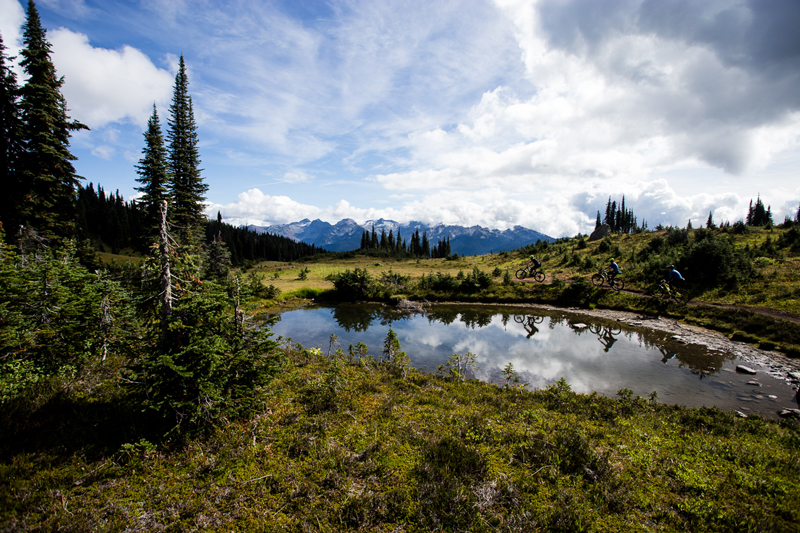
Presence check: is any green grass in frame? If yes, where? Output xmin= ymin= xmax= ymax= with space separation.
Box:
xmin=2 ymin=349 xmax=798 ymax=532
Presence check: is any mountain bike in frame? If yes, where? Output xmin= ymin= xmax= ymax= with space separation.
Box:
xmin=515 ymin=260 xmax=545 ymax=282
xmin=648 ymin=279 xmax=691 ymax=303
xmin=591 ymin=268 xmax=624 ymax=291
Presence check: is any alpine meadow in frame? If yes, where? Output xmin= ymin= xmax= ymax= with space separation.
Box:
xmin=2 ymin=1 xmax=800 ymax=531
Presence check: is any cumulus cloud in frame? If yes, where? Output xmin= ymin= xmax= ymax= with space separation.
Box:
xmin=0 ymin=0 xmax=24 ymax=51
xmin=205 ymin=186 xmax=590 ymax=237
xmin=205 ymin=188 xmax=324 ymax=227
xmin=49 ymin=29 xmax=173 ymax=128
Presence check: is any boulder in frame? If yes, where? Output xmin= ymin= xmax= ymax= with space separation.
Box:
xmin=397 ymin=299 xmax=425 ymax=313
xmin=736 ymin=365 xmax=757 ymax=375
xmin=589 ymin=224 xmax=611 ymax=241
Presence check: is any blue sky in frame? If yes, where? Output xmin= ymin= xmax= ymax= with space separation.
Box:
xmin=2 ymin=0 xmax=799 ymax=237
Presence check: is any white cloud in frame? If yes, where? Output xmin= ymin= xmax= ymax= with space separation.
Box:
xmin=205 ymin=188 xmax=324 ymax=227
xmin=49 ymin=29 xmax=173 ymax=128
xmin=0 ymin=0 xmax=24 ymax=52
xmin=91 ymin=145 xmax=114 ymax=160
xmin=281 ymin=172 xmax=311 ymax=183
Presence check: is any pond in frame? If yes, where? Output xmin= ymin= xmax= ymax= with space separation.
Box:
xmin=269 ymin=304 xmax=796 ymax=419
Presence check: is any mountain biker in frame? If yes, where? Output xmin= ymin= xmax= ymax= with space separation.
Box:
xmin=606 ymin=258 xmax=621 ymax=284
xmin=665 ymin=265 xmax=684 ymax=290
xmin=529 ymin=255 xmax=541 ymax=270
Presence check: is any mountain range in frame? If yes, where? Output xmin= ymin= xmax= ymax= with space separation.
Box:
xmin=248 ymin=218 xmax=554 ymax=256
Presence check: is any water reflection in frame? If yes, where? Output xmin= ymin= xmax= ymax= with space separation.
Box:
xmin=513 ymin=314 xmax=544 ymax=338
xmin=270 ymin=304 xmax=795 ymax=418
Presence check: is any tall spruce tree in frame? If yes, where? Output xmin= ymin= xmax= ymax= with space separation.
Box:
xmin=0 ymin=33 xmax=24 ymax=236
xmin=18 ymin=0 xmax=88 ymax=242
xmin=167 ymin=55 xmax=206 ymax=245
xmin=135 ymin=104 xmax=170 ymax=239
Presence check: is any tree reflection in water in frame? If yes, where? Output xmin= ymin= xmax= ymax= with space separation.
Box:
xmin=270 ymin=304 xmax=793 ymax=418
xmin=329 ymin=304 xmax=739 ymax=378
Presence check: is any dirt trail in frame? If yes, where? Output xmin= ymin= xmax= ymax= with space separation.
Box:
xmin=513 ymin=276 xmax=800 ymax=324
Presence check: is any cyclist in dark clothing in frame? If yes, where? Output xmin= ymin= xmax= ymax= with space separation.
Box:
xmin=529 ymin=256 xmax=541 ymax=269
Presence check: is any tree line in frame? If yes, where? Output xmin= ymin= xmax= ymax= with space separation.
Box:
xmin=0 ymin=1 xmax=287 ymax=431
xmin=359 ymin=226 xmax=453 ymax=259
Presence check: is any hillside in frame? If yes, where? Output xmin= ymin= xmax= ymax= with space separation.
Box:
xmin=242 ymin=222 xmax=800 ymax=354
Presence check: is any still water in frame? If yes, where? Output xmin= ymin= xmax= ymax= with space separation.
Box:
xmin=269 ymin=304 xmax=796 ymax=418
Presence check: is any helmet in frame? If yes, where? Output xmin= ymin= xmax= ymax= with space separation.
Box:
xmin=667 ymin=265 xmax=674 ymax=269
xmin=609 ymin=258 xmax=615 ymax=262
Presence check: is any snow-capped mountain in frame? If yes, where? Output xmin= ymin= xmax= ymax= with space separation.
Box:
xmin=248 ymin=219 xmax=554 ymax=256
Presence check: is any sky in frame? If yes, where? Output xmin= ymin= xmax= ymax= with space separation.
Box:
xmin=2 ymin=0 xmax=799 ymax=237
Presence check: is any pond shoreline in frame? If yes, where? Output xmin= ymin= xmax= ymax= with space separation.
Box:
xmin=434 ymin=300 xmax=800 ymax=393
xmin=279 ymin=297 xmax=800 ymax=397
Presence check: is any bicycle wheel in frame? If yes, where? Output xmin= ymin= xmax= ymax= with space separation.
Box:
xmin=533 ymin=271 xmax=545 ymax=283
xmin=650 ymin=283 xmax=668 ymax=300
xmin=591 ymin=273 xmax=605 ymax=287
xmin=612 ymin=279 xmax=625 ymax=291
xmin=681 ymin=289 xmax=692 ymax=304
xmin=515 ymin=269 xmax=528 ymax=280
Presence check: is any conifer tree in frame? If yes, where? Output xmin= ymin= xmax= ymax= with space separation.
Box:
xmin=0 ymin=33 xmax=24 ymax=235
xmin=17 ymin=0 xmax=88 ymax=242
xmin=706 ymin=211 xmax=715 ymax=229
xmin=135 ymin=104 xmax=170 ymax=239
xmin=167 ymin=55 xmax=206 ymax=245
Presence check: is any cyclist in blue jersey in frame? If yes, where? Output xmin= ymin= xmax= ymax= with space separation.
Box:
xmin=667 ymin=265 xmax=684 ymax=283
xmin=606 ymin=258 xmax=621 ymax=285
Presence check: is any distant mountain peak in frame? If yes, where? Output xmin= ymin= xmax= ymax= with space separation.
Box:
xmin=249 ymin=218 xmax=554 ymax=255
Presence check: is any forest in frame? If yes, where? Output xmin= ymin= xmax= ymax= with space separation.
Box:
xmin=0 ymin=1 xmax=292 ymax=425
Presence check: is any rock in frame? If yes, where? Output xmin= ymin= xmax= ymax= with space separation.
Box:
xmin=788 ymin=371 xmax=800 ymax=381
xmin=778 ymin=408 xmax=800 ymax=418
xmin=746 ymin=381 xmax=762 ymax=387
xmin=571 ymin=323 xmax=588 ymax=329
xmin=735 ymin=411 xmax=748 ymax=418
xmin=396 ymin=299 xmax=425 ymax=313
xmin=589 ymin=224 xmax=611 ymax=241
xmin=736 ymin=365 xmax=757 ymax=375
xmin=768 ymin=395 xmax=778 ymax=400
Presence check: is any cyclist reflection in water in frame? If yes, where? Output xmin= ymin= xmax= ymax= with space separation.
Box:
xmin=659 ymin=346 xmax=677 ymax=363
xmin=599 ymin=327 xmax=618 ymax=352
xmin=515 ymin=315 xmax=543 ymax=338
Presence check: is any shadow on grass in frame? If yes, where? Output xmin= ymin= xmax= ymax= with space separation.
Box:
xmin=0 ymin=390 xmax=172 ymax=463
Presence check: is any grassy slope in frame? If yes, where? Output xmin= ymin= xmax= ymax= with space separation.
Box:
xmin=248 ymin=226 xmax=797 ymax=307
xmin=2 ymin=350 xmax=799 ymax=532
